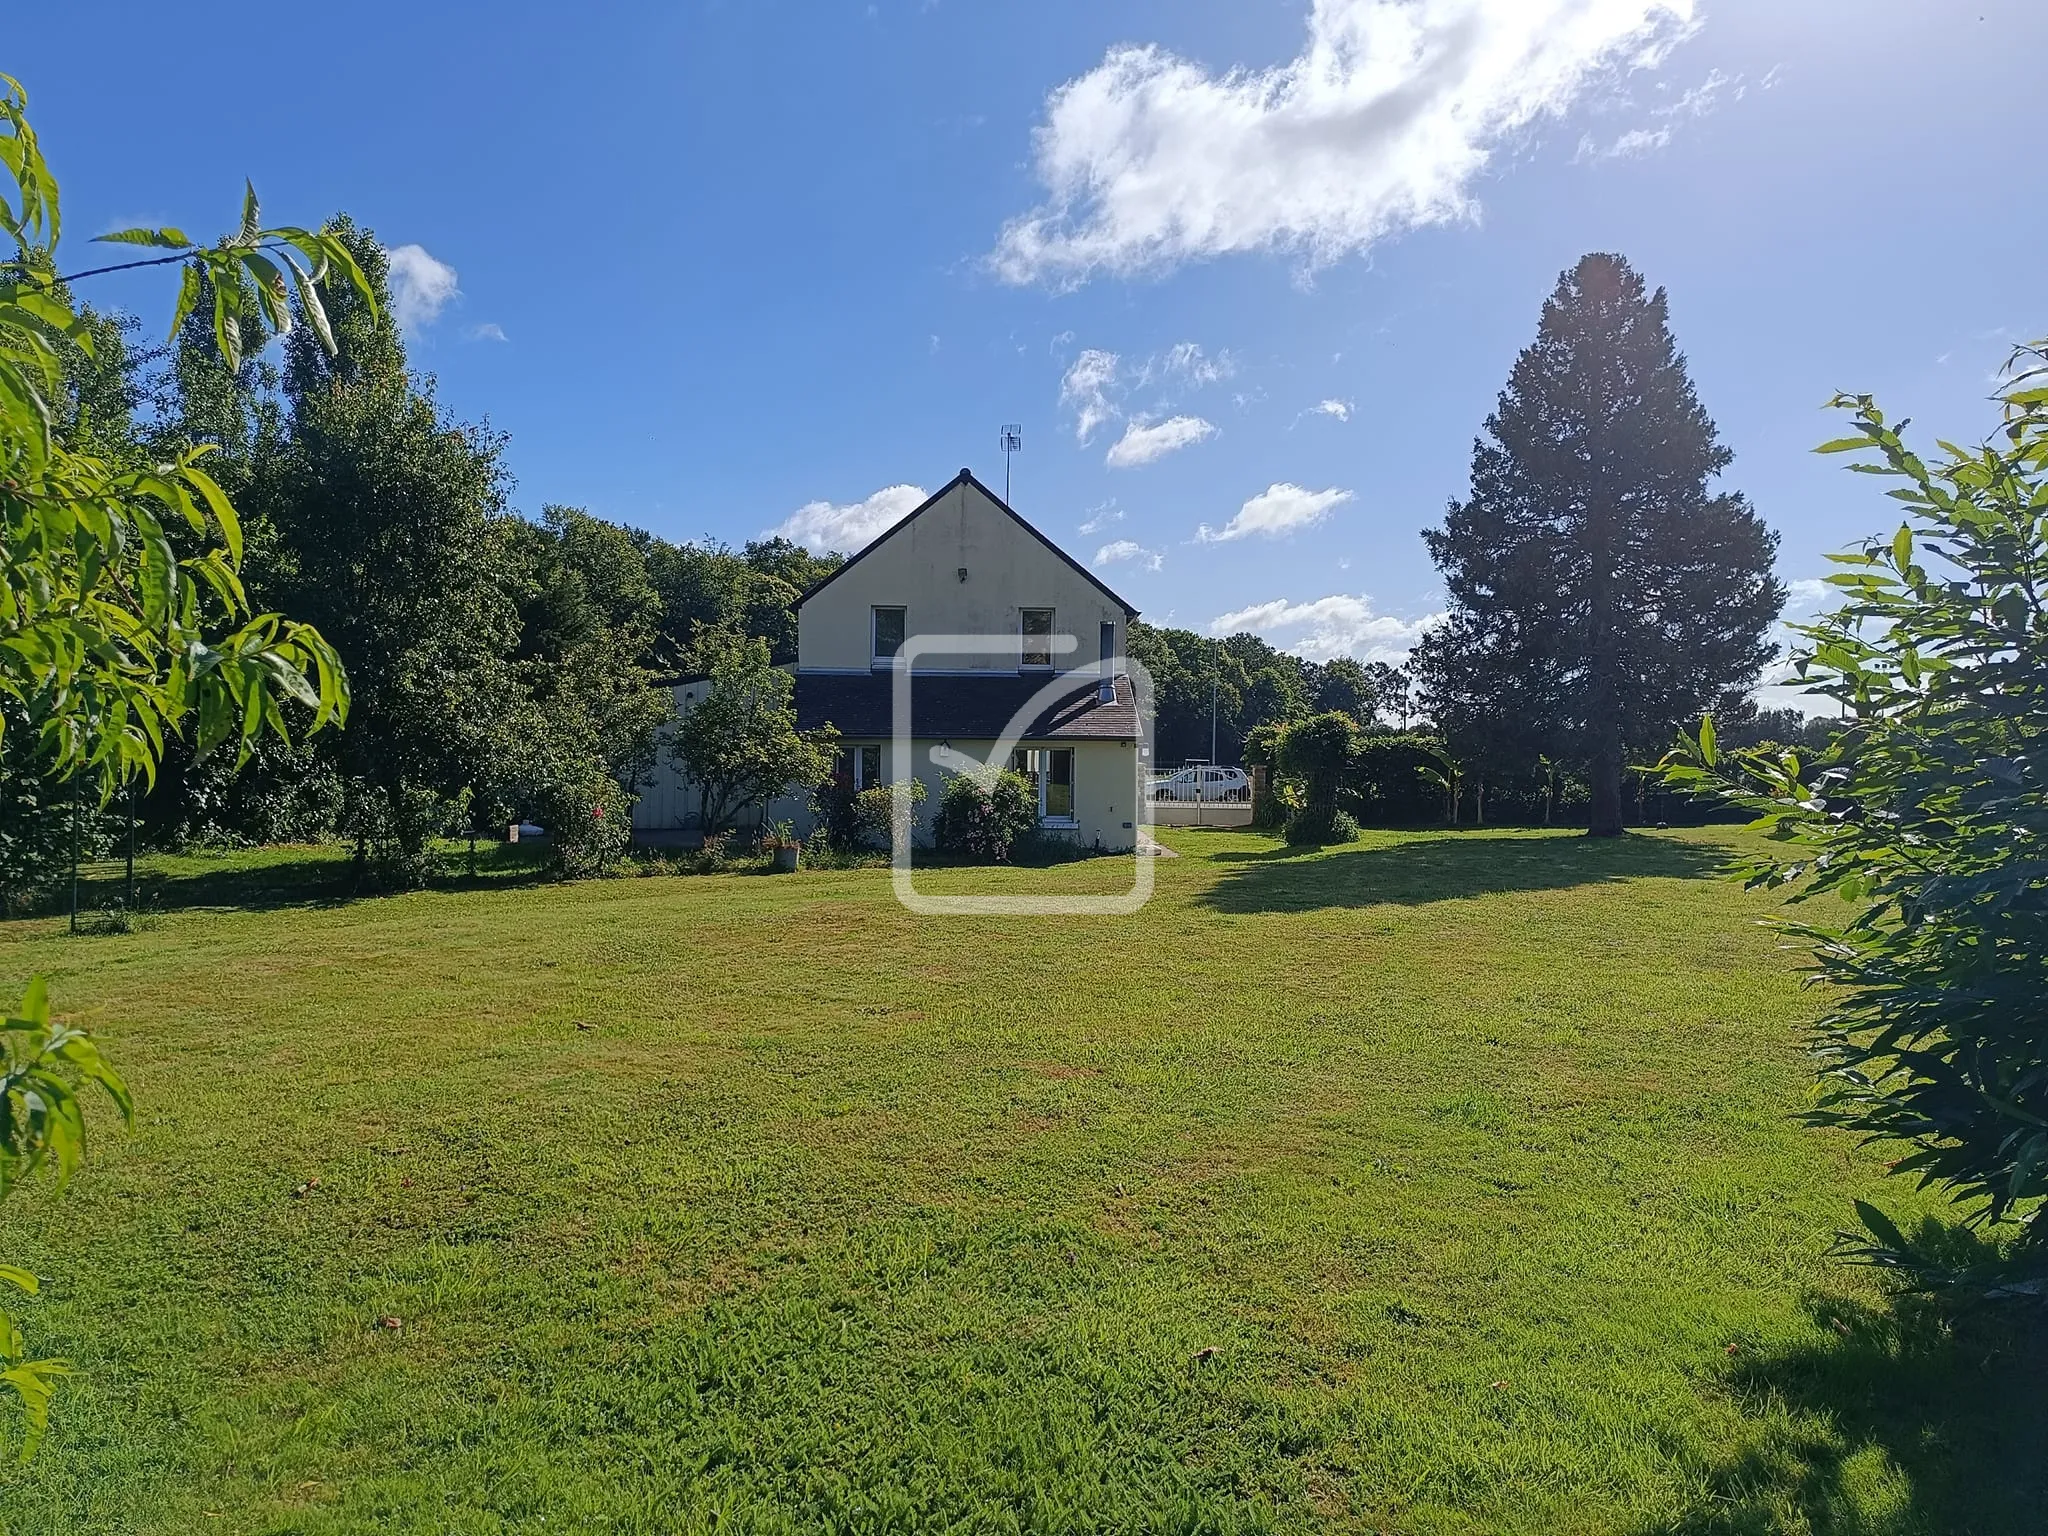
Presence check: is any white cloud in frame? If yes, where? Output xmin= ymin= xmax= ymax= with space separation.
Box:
xmin=1142 ymin=341 xmax=1234 ymax=389
xmin=1059 ymin=348 xmax=1122 ymax=443
xmin=466 ymin=322 xmax=508 ymax=343
xmin=1310 ymin=398 xmax=1353 ymax=421
xmin=1579 ymin=65 xmax=1741 ymax=161
xmin=1094 ymin=539 xmax=1164 ymax=571
xmin=1106 ymin=414 xmax=1218 ymax=468
xmin=992 ymin=0 xmax=1698 ymax=285
xmin=1576 ymin=124 xmax=1671 ymax=160
xmin=1785 ymin=577 xmax=1832 ymax=611
xmin=1751 ymin=575 xmax=1840 ymax=715
xmin=384 ymin=244 xmax=460 ymax=331
xmin=1208 ymin=593 xmax=1444 ymax=664
xmin=1197 ymin=482 xmax=1351 ymax=542
xmin=770 ymin=484 xmax=929 ymax=554
xmin=1664 ymin=66 xmax=1737 ymax=116
xmin=1078 ymin=500 xmax=1123 ymax=535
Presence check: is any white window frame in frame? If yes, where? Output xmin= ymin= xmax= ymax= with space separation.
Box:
xmin=855 ymin=744 xmax=881 ymax=790
xmin=1012 ymin=745 xmax=1077 ymax=826
xmin=1019 ymin=608 xmax=1055 ymax=670
xmin=871 ymin=606 xmax=907 ymax=667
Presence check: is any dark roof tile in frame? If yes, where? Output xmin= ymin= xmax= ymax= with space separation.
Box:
xmin=796 ymin=671 xmax=1140 ymax=742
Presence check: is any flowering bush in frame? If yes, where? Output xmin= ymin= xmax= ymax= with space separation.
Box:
xmin=933 ymin=770 xmax=1036 ymax=862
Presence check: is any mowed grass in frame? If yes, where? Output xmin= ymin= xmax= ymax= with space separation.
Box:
xmin=0 ymin=828 xmax=2040 ymax=1534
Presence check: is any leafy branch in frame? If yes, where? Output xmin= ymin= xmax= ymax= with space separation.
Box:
xmin=1660 ymin=341 xmax=2048 ymax=1284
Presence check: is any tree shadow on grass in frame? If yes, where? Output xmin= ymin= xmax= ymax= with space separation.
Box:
xmin=65 ymin=841 xmax=558 ymax=917
xmin=1646 ymin=1276 xmax=2048 ymax=1535
xmin=1195 ymin=830 xmax=1729 ymax=913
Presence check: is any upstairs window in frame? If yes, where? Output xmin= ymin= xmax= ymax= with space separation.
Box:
xmin=1020 ymin=608 xmax=1055 ymax=669
xmin=872 ymin=606 xmax=906 ymax=665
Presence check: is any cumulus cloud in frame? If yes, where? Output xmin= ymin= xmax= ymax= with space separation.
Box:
xmin=1094 ymin=539 xmax=1164 ymax=571
xmin=466 ymin=322 xmax=508 ymax=343
xmin=1310 ymin=398 xmax=1353 ymax=421
xmin=770 ymin=484 xmax=929 ymax=554
xmin=992 ymin=0 xmax=1698 ymax=284
xmin=1197 ymin=482 xmax=1352 ymax=542
xmin=1106 ymin=414 xmax=1218 ymax=468
xmin=384 ymin=244 xmax=460 ymax=331
xmin=1208 ymin=593 xmax=1443 ymax=664
xmin=1059 ymin=348 xmax=1122 ymax=443
xmin=1785 ymin=576 xmax=1833 ymax=611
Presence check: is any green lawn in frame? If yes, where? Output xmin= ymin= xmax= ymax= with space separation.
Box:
xmin=0 ymin=828 xmax=2039 ymax=1534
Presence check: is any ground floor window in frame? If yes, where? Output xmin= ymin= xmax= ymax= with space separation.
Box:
xmin=1009 ymin=746 xmax=1076 ymax=824
xmin=836 ymin=744 xmax=882 ymax=789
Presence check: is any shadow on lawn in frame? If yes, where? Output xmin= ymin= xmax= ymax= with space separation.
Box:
xmin=1195 ymin=829 xmax=1727 ymax=913
xmin=68 ymin=841 xmax=557 ymax=917
xmin=1647 ymin=1286 xmax=2048 ymax=1536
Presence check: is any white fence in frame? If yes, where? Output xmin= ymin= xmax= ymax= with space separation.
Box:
xmin=1149 ymin=770 xmax=1255 ymax=828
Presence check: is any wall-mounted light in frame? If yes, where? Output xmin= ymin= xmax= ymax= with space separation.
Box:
xmin=957 ymin=567 xmax=969 ymax=583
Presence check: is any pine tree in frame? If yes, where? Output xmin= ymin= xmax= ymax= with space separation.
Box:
xmin=1414 ymin=253 xmax=1783 ymax=836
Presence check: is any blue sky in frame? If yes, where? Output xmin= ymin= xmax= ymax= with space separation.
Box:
xmin=14 ymin=2 xmax=2044 ymax=700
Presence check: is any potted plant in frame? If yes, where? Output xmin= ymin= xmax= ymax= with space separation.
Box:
xmin=763 ymin=820 xmax=801 ymax=873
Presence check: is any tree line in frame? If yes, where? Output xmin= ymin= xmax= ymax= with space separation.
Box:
xmin=2 ymin=221 xmax=845 ymax=905
xmin=5 ymin=244 xmax=1807 ymax=911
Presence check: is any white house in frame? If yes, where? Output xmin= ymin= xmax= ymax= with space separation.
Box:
xmin=632 ymin=469 xmax=1151 ymax=851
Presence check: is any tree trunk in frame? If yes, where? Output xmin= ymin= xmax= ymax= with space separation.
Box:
xmin=1588 ymin=738 xmax=1625 ymax=837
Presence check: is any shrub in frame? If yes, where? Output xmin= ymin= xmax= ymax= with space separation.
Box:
xmin=343 ymin=782 xmax=457 ymax=889
xmin=1284 ymin=807 xmax=1360 ymax=846
xmin=933 ymin=771 xmax=1037 ymax=862
xmin=1661 ymin=345 xmax=2048 ymax=1281
xmin=1275 ymin=711 xmax=1363 ymax=827
xmin=816 ymin=777 xmax=927 ymax=852
xmin=854 ymin=780 xmax=926 ymax=852
xmin=531 ymin=764 xmax=632 ymax=879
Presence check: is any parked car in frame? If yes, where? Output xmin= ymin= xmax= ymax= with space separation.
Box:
xmin=1150 ymin=765 xmax=1250 ymax=802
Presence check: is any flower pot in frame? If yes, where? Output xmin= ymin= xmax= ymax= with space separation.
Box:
xmin=770 ymin=844 xmax=800 ymax=873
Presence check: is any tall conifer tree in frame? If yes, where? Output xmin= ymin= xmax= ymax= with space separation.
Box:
xmin=1414 ymin=253 xmax=1783 ymax=835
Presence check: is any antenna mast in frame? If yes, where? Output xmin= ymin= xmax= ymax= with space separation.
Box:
xmin=999 ymin=424 xmax=1023 ymax=504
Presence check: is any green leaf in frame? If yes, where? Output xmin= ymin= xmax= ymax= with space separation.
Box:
xmin=281 ymin=251 xmax=336 ymax=356
xmin=240 ymin=251 xmax=291 ymax=335
xmin=1697 ymin=713 xmax=1717 ymax=766
xmin=91 ymin=227 xmax=192 ymax=250
xmin=182 ymin=463 xmax=244 ymax=566
xmin=167 ymin=260 xmax=201 ymax=343
xmin=1815 ymin=436 xmax=1873 ymax=455
xmin=1890 ymin=524 xmax=1913 ymax=570
xmin=238 ymin=179 xmax=260 ymax=245
xmin=0 ymin=1268 xmax=37 ymax=1297
xmin=13 ymin=976 xmax=49 ymax=1030
xmin=205 ymin=258 xmax=243 ymax=374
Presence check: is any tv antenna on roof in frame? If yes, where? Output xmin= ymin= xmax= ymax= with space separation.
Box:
xmin=998 ymin=424 xmax=1023 ymax=504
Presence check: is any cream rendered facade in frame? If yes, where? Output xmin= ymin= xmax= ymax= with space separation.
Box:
xmin=797 ymin=477 xmax=1130 ymax=674
xmin=631 ymin=471 xmax=1150 ymax=852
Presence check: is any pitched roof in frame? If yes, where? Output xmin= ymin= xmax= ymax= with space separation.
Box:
xmin=793 ymin=469 xmax=1140 ymax=618
xmin=796 ymin=671 xmax=1142 ymax=742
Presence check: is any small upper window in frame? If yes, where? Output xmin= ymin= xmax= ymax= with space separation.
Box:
xmin=1020 ymin=608 xmax=1055 ymax=669
xmin=872 ymin=606 xmax=906 ymax=664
